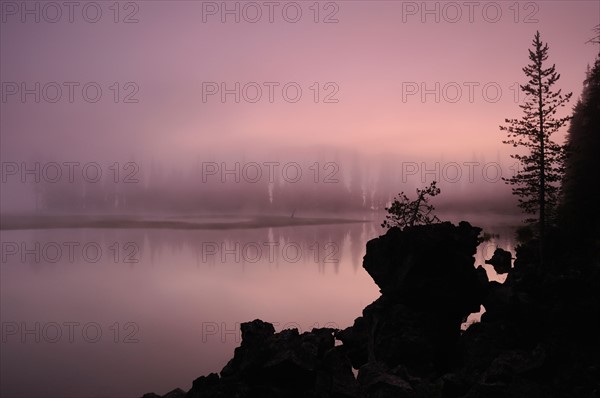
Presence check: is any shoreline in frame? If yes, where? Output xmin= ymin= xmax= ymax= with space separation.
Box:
xmin=0 ymin=214 xmax=371 ymax=231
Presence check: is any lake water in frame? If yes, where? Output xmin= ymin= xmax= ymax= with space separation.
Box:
xmin=0 ymin=216 xmax=516 ymax=398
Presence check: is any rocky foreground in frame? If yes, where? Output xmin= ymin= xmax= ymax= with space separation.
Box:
xmin=142 ymin=222 xmax=600 ymax=398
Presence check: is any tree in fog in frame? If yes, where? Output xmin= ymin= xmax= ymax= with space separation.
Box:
xmin=382 ymin=181 xmax=441 ymax=229
xmin=500 ymin=31 xmax=572 ymax=253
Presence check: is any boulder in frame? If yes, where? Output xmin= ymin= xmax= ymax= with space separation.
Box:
xmin=357 ymin=362 xmax=414 ymax=398
xmin=315 ymin=346 xmax=359 ymax=398
xmin=341 ymin=222 xmax=487 ymax=376
xmin=141 ymin=389 xmax=186 ymax=398
xmin=485 ymin=248 xmax=513 ymax=275
xmin=186 ymin=320 xmax=341 ymax=397
xmin=362 ymin=222 xmax=484 ymax=319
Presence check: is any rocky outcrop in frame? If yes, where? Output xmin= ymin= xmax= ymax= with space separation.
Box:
xmin=142 ymin=388 xmax=186 ymax=398
xmin=457 ymin=240 xmax=600 ymax=398
xmin=184 ymin=320 xmax=355 ymax=398
xmin=336 ymin=222 xmax=488 ymax=397
xmin=362 ymin=222 xmax=483 ymax=311
xmin=485 ymin=248 xmax=512 ymax=274
xmin=341 ymin=222 xmax=487 ymax=375
xmin=141 ymin=221 xmax=600 ymax=398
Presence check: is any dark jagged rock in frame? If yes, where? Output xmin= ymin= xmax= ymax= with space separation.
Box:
xmin=362 ymin=222 xmax=484 ymax=319
xmin=186 ymin=374 xmax=224 ymax=398
xmin=481 ymin=281 xmax=512 ymax=321
xmin=457 ymin=235 xmax=600 ymax=398
xmin=315 ymin=346 xmax=359 ymax=398
xmin=475 ymin=265 xmax=490 ymax=292
xmin=163 ymin=389 xmax=186 ymax=398
xmin=485 ymin=248 xmax=513 ymax=274
xmin=357 ymin=362 xmax=414 ymax=398
xmin=184 ymin=320 xmax=353 ymax=398
xmin=221 ymin=325 xmax=334 ymax=387
xmin=143 ymin=388 xmax=186 ymax=398
xmin=142 ymin=220 xmax=600 ymax=398
xmin=340 ymin=222 xmax=486 ymax=377
xmin=144 ymin=222 xmax=488 ymax=398
xmin=438 ymin=373 xmax=470 ymax=398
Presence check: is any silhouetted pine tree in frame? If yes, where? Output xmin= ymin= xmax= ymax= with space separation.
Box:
xmin=500 ymin=31 xmax=572 ymax=257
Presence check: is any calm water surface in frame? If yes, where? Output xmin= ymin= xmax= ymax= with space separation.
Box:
xmin=0 ymin=216 xmax=516 ymax=398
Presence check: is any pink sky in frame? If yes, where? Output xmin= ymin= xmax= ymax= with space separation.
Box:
xmin=1 ymin=4 xmax=598 ymax=395
xmin=1 ymin=1 xmax=598 ymax=166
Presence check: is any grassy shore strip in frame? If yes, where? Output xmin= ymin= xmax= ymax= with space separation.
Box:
xmin=0 ymin=214 xmax=369 ymax=230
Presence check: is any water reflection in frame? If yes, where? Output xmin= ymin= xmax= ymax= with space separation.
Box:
xmin=0 ymin=218 xmax=516 ymax=398
xmin=1 ymin=220 xmax=382 ymax=398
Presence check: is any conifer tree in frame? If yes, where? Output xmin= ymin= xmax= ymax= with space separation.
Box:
xmin=561 ymin=26 xmax=600 ymax=239
xmin=500 ymin=31 xmax=572 ymax=258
